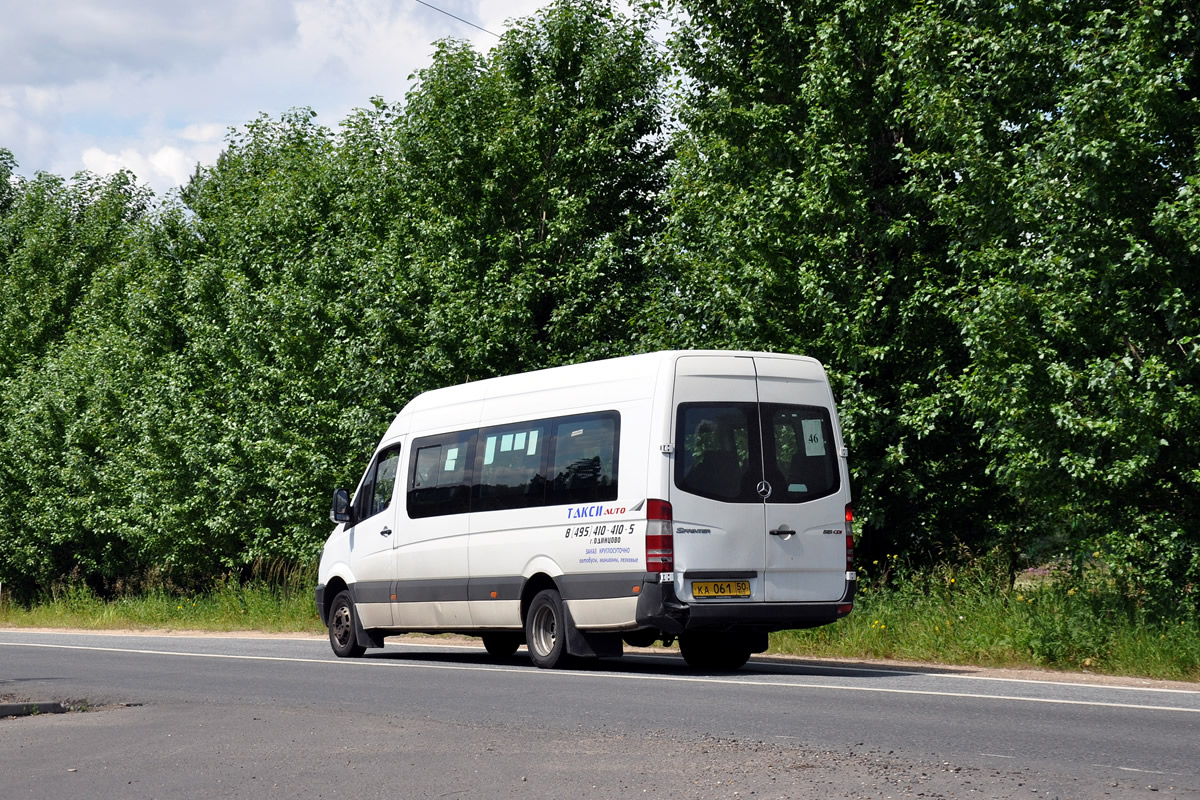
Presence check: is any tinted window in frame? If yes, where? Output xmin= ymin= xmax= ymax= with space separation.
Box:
xmin=407 ymin=430 xmax=474 ymax=518
xmin=762 ymin=404 xmax=839 ymax=501
xmin=372 ymin=449 xmax=402 ymax=516
xmin=675 ymin=402 xmax=839 ymax=503
xmin=546 ymin=413 xmax=619 ymax=505
xmin=354 ymin=445 xmax=403 ymax=521
xmin=476 ymin=422 xmax=549 ymax=511
xmin=676 ymin=403 xmax=759 ymax=502
xmin=406 ymin=411 xmax=620 ymax=517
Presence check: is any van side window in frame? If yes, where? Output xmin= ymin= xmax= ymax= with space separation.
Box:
xmin=476 ymin=422 xmax=549 ymax=511
xmin=372 ymin=448 xmax=402 ymax=516
xmin=547 ymin=413 xmax=620 ymax=505
xmin=407 ymin=431 xmax=475 ymax=518
xmin=354 ymin=445 xmax=403 ymax=521
xmin=405 ymin=411 xmax=621 ymax=518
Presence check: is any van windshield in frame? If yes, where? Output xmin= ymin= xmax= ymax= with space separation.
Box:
xmin=675 ymin=402 xmax=839 ymax=504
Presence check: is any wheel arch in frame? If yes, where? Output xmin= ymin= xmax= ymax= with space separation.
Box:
xmin=520 ymin=573 xmax=560 ymax=625
xmin=321 ymin=575 xmax=351 ymax=626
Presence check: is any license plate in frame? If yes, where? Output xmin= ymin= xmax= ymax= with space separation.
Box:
xmin=691 ymin=580 xmax=751 ymax=599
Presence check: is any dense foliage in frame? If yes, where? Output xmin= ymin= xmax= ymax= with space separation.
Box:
xmin=1 ymin=0 xmax=1196 ymax=618
xmin=653 ymin=0 xmax=1198 ymax=615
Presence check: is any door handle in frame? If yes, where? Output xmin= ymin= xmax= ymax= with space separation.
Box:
xmin=769 ymin=527 xmax=794 ymax=537
xmin=380 ymin=528 xmax=392 ymax=537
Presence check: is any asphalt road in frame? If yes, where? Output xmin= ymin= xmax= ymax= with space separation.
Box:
xmin=2 ymin=629 xmax=1198 ymax=799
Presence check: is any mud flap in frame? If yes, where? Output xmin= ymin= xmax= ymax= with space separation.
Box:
xmin=349 ymin=587 xmax=385 ymax=649
xmin=562 ymin=603 xmax=623 ymax=659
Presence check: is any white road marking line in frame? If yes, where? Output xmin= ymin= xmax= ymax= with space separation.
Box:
xmin=1093 ymin=764 xmax=1187 ymax=777
xmin=763 ymin=659 xmax=1200 ymax=696
xmin=11 ymin=631 xmax=1199 ymax=697
xmin=3 ymin=640 xmax=1199 ymax=715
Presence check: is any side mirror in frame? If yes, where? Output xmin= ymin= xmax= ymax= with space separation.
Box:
xmin=330 ymin=488 xmax=352 ymax=524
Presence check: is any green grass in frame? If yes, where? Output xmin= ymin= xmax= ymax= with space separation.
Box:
xmin=773 ymin=559 xmax=1200 ymax=682
xmin=3 ymin=560 xmax=1197 ymax=682
xmin=0 ymin=577 xmax=323 ymax=634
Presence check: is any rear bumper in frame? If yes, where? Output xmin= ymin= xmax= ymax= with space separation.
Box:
xmin=635 ymin=575 xmax=855 ymax=634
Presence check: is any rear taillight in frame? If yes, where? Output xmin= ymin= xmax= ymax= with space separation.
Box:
xmin=646 ymin=499 xmax=674 ymax=574
xmin=845 ymin=504 xmax=855 ymax=571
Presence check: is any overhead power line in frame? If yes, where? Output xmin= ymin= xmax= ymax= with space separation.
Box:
xmin=413 ymin=0 xmax=501 ymax=38
xmin=412 ymin=0 xmax=668 ymax=54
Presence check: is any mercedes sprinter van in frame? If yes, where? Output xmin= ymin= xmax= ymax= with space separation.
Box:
xmin=317 ymin=350 xmax=855 ymax=670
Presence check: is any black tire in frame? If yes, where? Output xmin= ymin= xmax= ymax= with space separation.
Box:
xmin=679 ymin=632 xmax=751 ymax=671
xmin=328 ymin=590 xmax=366 ymax=658
xmin=525 ymin=589 xmax=569 ymax=669
xmin=481 ymin=633 xmax=522 ymax=659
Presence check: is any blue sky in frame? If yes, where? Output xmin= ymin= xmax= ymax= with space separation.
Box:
xmin=0 ymin=0 xmax=550 ymax=196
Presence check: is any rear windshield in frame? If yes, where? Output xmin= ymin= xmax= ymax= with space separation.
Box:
xmin=675 ymin=402 xmax=839 ymax=503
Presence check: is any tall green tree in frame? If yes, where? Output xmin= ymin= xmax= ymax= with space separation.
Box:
xmin=0 ymin=0 xmax=673 ymax=600
xmin=0 ymin=149 xmax=16 ymax=217
xmin=0 ymin=168 xmax=155 ymax=597
xmin=0 ymin=168 xmax=150 ymax=380
xmin=396 ymin=0 xmax=671 ymax=386
xmin=896 ymin=0 xmax=1200 ymax=611
xmin=157 ymin=107 xmax=423 ymax=580
xmin=654 ymin=0 xmax=1003 ymax=563
xmin=655 ymin=0 xmax=1200 ymax=608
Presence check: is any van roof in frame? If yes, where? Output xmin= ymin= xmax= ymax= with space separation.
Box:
xmin=381 ymin=350 xmax=823 ymax=444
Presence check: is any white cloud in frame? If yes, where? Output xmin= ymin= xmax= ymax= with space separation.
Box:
xmin=0 ymin=0 xmax=299 ymax=85
xmin=79 ymin=147 xmax=137 ymax=178
xmin=179 ymin=124 xmax=228 ymax=144
xmin=0 ymin=1 xmax=558 ymax=196
xmin=149 ymin=146 xmax=207 ymax=188
xmin=80 ymin=144 xmax=209 ymax=190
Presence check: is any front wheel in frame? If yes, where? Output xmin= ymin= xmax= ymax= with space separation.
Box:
xmin=328 ymin=590 xmax=366 ymax=658
xmin=525 ymin=589 xmax=569 ymax=669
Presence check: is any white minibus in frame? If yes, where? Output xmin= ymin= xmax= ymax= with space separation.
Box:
xmin=316 ymin=350 xmax=855 ymax=670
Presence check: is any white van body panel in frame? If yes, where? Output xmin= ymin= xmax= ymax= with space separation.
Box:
xmin=316 ymin=350 xmax=854 ymax=657
xmin=343 ymin=512 xmax=396 ymax=629
xmin=567 ymin=596 xmax=641 ymax=628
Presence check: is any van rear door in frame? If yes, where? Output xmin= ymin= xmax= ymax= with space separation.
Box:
xmin=671 ymin=354 xmax=847 ymax=606
xmin=670 ymin=356 xmax=766 ymax=591
xmin=753 ymin=356 xmax=847 ymax=603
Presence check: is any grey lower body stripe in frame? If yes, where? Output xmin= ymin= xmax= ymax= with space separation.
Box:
xmin=352 ymin=581 xmax=393 ymax=604
xmin=350 ymin=579 xmax=466 ymax=605
xmin=392 ymin=579 xmax=468 ymax=604
xmin=348 ymin=572 xmax=645 ymax=606
xmin=466 ymin=576 xmax=524 ymax=602
xmin=558 ymin=572 xmax=645 ymax=601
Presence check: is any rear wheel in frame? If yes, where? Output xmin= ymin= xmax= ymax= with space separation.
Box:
xmin=481 ymin=633 xmax=522 ymax=659
xmin=328 ymin=590 xmax=366 ymax=658
xmin=679 ymin=632 xmax=751 ymax=671
xmin=525 ymin=589 xmax=569 ymax=669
